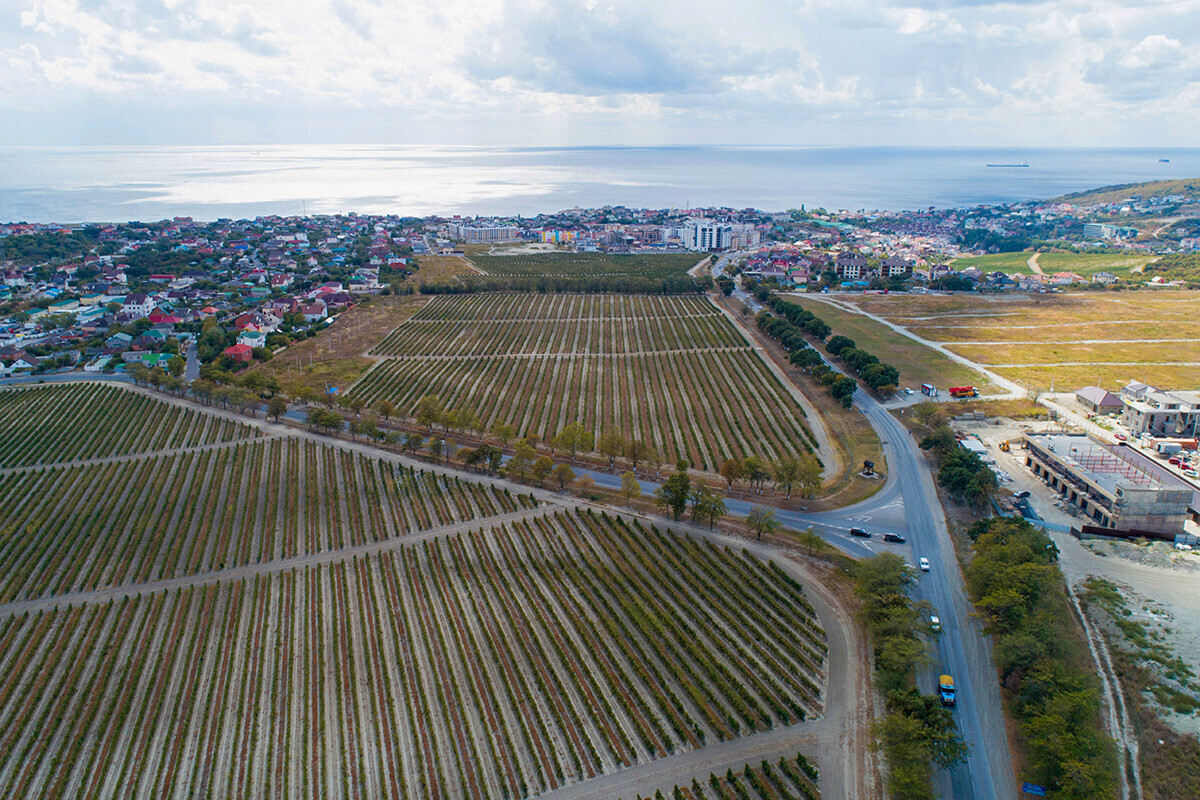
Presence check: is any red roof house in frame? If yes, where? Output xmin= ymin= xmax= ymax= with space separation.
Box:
xmin=223 ymin=343 xmax=253 ymax=363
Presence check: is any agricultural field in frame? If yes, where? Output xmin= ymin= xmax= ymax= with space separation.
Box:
xmin=949 ymin=251 xmax=1154 ymax=277
xmin=948 ymin=252 xmax=1034 ymax=274
xmin=0 ymin=508 xmax=828 ymax=800
xmin=843 ymin=290 xmax=1200 ymax=392
xmin=372 ymin=294 xmax=743 ymax=357
xmin=0 ymin=383 xmax=259 ymax=468
xmin=637 ymin=755 xmax=821 ymax=799
xmin=469 ymin=252 xmax=701 ymax=279
xmin=357 ymin=294 xmax=819 ymax=471
xmin=0 ymin=437 xmax=529 ymax=601
xmin=1035 ymin=252 xmax=1155 ymax=277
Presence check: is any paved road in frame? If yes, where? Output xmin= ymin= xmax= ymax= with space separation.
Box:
xmin=706 ymin=267 xmax=1014 ymax=800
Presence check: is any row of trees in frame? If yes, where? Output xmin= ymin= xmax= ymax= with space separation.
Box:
xmin=420 ymin=275 xmax=703 ymax=295
xmin=823 ymin=334 xmax=900 ymax=394
xmin=755 ymin=310 xmax=857 ymax=407
xmin=914 ymin=404 xmax=999 ymax=508
xmin=717 ymin=453 xmax=821 ymax=498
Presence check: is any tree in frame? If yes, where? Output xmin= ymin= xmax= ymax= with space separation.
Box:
xmin=415 ymin=394 xmax=443 ymax=431
xmin=456 ymin=408 xmax=481 ymax=440
xmin=402 ymin=433 xmax=424 ymax=453
xmin=620 ymin=470 xmax=641 ymax=505
xmin=491 ymin=421 xmax=516 ymax=447
xmin=719 ymin=457 xmax=744 ymax=489
xmin=267 ymin=396 xmax=288 ymax=421
xmin=743 ymin=455 xmax=769 ymax=492
xmin=797 ymin=453 xmax=822 ymax=498
xmin=372 ymin=399 xmax=396 ymax=421
xmin=598 ymin=430 xmax=624 ymax=466
xmin=428 ymin=438 xmax=444 ymax=463
xmin=831 ymin=375 xmax=857 ymax=407
xmin=690 ymin=486 xmax=727 ymax=529
xmin=796 ymin=527 xmax=827 ymax=556
xmin=532 ymin=456 xmax=554 ymax=486
xmin=167 ymin=354 xmax=185 ymax=377
xmin=506 ymin=439 xmax=536 ymax=482
xmin=625 ymin=439 xmax=653 ymax=471
xmin=552 ymin=463 xmax=576 ymax=491
xmin=746 ymin=506 xmax=780 ymax=541
xmin=826 ymin=334 xmax=856 ymax=356
xmin=773 ymin=455 xmax=801 ymax=498
xmin=554 ymin=421 xmax=593 ymax=461
xmin=654 ymin=466 xmax=691 ymax=520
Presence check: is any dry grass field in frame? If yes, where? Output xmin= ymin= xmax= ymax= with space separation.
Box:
xmin=843 ymin=290 xmax=1200 ymax=391
xmin=249 ymin=294 xmax=428 ymax=397
xmin=787 ymin=296 xmax=999 ymax=393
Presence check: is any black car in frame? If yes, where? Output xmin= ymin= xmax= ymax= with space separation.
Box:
xmin=849 ymin=527 xmax=871 ymax=538
xmin=882 ymin=532 xmax=906 ymax=543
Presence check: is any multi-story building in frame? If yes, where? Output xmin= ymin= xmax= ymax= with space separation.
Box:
xmin=1120 ymin=381 xmax=1200 ymax=438
xmin=1083 ymin=222 xmax=1116 ymax=240
xmin=447 ymin=222 xmax=521 ymax=242
xmin=1023 ymin=433 xmax=1194 ymax=535
xmin=683 ymin=219 xmax=733 ymax=251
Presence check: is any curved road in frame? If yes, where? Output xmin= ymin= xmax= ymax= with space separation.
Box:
xmin=713 ymin=255 xmax=1015 ymax=800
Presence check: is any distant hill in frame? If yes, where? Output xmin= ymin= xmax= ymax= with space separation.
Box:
xmin=1048 ymin=178 xmax=1200 ymax=206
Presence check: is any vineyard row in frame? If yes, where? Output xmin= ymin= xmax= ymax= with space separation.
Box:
xmin=0 ymin=437 xmax=532 ymax=603
xmin=0 ymin=509 xmax=826 ymax=800
xmin=407 ymin=293 xmax=722 ymax=323
xmin=0 ymin=383 xmax=259 ymax=469
xmin=351 ymin=350 xmax=820 ymax=470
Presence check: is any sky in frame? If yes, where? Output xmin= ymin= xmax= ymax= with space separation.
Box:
xmin=2 ymin=0 xmax=1199 ymax=147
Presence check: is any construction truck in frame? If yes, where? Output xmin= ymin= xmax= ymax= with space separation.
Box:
xmin=949 ymin=386 xmax=979 ymax=399
xmin=939 ymin=674 xmax=957 ymax=707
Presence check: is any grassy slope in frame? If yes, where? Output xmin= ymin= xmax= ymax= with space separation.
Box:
xmin=1048 ymin=178 xmax=1200 ymax=206
xmin=949 ymin=252 xmax=1034 ymax=273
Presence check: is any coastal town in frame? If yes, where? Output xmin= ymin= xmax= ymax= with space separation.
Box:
xmin=3 ymin=183 xmax=1199 ymax=379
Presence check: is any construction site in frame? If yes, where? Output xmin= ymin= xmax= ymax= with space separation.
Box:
xmin=1023 ymin=433 xmax=1197 ymax=536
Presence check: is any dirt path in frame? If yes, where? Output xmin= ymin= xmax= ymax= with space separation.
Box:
xmin=1066 ymin=581 xmax=1143 ymax=800
xmin=687 ymin=257 xmax=711 ymax=279
xmin=707 ymin=295 xmax=841 ymax=479
xmin=1027 ymin=253 xmax=1044 ymax=275
xmin=0 ymin=435 xmax=277 ymax=476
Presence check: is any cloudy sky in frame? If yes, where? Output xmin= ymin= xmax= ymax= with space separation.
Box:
xmin=2 ymin=0 xmax=1199 ymax=146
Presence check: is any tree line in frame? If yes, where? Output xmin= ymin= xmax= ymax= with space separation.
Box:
xmin=421 ymin=274 xmax=704 ymax=295
xmin=965 ymin=517 xmax=1117 ymax=799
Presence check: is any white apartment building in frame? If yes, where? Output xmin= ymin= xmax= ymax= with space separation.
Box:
xmin=683 ymin=219 xmax=733 ymax=251
xmin=446 ymin=222 xmax=521 ymax=242
xmin=1120 ymin=381 xmax=1200 ymax=437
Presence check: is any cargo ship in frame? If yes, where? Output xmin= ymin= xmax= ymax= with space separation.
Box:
xmin=986 ymin=163 xmax=1029 ymax=167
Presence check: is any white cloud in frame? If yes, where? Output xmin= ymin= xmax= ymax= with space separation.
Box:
xmin=0 ymin=0 xmax=1198 ymax=144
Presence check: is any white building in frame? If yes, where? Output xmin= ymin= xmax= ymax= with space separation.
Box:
xmin=683 ymin=219 xmax=733 ymax=251
xmin=1120 ymin=381 xmax=1200 ymax=437
xmin=1083 ymin=223 xmax=1116 ymax=240
xmin=447 ymin=222 xmax=521 ymax=242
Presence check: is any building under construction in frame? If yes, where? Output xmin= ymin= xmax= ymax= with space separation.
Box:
xmin=1023 ymin=433 xmax=1195 ymax=536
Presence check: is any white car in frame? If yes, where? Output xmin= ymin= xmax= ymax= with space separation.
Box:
xmin=930 ymin=615 xmax=941 ymax=631
xmin=919 ymin=557 xmax=931 ymax=572
xmin=904 ymin=388 xmax=915 ymax=395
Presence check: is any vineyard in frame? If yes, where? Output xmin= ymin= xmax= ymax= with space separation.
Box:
xmin=356 ymin=295 xmax=819 ymax=470
xmin=0 ymin=437 xmax=530 ymax=602
xmin=0 ymin=383 xmax=259 ymax=468
xmin=470 ymin=252 xmax=700 ymax=278
xmin=0 ymin=508 xmax=827 ymax=800
xmin=372 ymin=294 xmax=744 ymax=357
xmin=634 ymin=754 xmax=821 ymax=799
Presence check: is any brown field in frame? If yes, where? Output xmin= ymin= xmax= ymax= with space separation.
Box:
xmin=413 ymin=254 xmax=482 ymax=288
xmin=249 ymin=295 xmax=428 ymax=397
xmin=840 ymin=290 xmax=1200 ymax=391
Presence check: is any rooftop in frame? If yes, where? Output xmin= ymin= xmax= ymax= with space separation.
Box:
xmin=1025 ymin=433 xmax=1195 ymax=499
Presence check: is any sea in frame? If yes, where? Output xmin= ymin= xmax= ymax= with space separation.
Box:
xmin=1 ymin=145 xmax=1197 ymax=224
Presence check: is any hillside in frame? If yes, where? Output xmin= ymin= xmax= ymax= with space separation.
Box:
xmin=1049 ymin=178 xmax=1200 ymax=206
